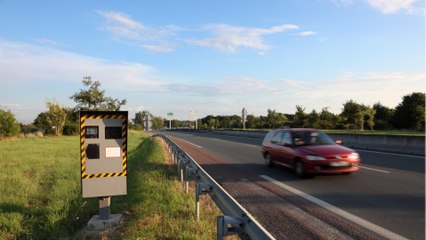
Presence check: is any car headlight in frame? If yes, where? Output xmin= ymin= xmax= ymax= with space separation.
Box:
xmin=348 ymin=153 xmax=359 ymax=160
xmin=306 ymin=155 xmax=326 ymax=161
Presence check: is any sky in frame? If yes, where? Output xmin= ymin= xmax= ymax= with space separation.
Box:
xmin=0 ymin=0 xmax=425 ymax=124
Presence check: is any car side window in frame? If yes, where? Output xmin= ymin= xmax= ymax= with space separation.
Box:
xmin=271 ymin=132 xmax=283 ymax=144
xmin=281 ymin=132 xmax=292 ymax=145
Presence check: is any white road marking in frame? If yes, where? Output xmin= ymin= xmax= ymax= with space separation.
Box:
xmin=179 ymin=139 xmax=203 ymax=149
xmin=259 ymin=175 xmax=408 ymax=240
xmin=356 ymin=149 xmax=425 ymax=159
xmin=359 ymin=166 xmax=390 ymax=174
xmin=244 ymin=144 xmax=262 ymax=150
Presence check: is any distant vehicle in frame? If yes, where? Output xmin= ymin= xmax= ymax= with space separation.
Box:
xmin=262 ymin=128 xmax=360 ymax=177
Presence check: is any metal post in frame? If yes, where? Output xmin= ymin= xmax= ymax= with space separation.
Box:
xmin=98 ymin=196 xmax=111 ymax=220
xmin=180 ymin=168 xmax=184 ymax=184
xmin=177 ymin=157 xmax=180 ymax=173
xmin=195 ymin=183 xmax=201 ymax=221
xmin=195 ymin=183 xmax=212 ymax=221
xmin=172 ymin=151 xmax=175 ymax=164
xmin=196 ymin=197 xmax=200 ymax=221
xmin=242 ymin=107 xmax=247 ymax=130
xmin=185 ymin=181 xmax=189 ymax=194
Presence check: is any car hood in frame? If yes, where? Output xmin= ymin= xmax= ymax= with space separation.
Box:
xmin=298 ymin=144 xmax=355 ymax=156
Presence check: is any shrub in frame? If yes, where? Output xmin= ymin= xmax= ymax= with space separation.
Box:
xmin=62 ymin=122 xmax=79 ymax=136
xmin=0 ymin=109 xmax=20 ymax=137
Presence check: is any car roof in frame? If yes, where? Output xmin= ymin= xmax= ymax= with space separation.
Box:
xmin=271 ymin=128 xmax=320 ymax=132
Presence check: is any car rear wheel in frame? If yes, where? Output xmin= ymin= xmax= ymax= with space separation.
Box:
xmin=264 ymin=154 xmax=274 ymax=167
xmin=294 ymin=160 xmax=305 ymax=177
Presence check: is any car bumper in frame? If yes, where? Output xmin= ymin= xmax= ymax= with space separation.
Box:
xmin=304 ymin=161 xmax=360 ymax=174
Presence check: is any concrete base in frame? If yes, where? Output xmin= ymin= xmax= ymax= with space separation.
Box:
xmin=86 ymin=214 xmax=122 ymax=232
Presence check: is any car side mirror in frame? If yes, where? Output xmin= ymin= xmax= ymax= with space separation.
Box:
xmin=335 ymin=140 xmax=343 ymax=145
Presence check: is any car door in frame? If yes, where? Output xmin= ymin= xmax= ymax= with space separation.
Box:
xmin=279 ymin=131 xmax=294 ymax=166
xmin=269 ymin=131 xmax=285 ymax=163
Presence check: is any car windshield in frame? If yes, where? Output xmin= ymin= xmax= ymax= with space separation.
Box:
xmin=292 ymin=131 xmax=335 ymax=146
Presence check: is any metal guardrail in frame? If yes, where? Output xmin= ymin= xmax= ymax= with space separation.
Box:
xmin=155 ymin=134 xmax=276 ymax=240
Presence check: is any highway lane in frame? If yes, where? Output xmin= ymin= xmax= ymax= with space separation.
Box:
xmin=163 ymin=131 xmax=425 ymax=240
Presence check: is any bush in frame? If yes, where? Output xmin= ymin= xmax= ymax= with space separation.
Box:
xmin=62 ymin=122 xmax=79 ymax=136
xmin=0 ymin=109 xmax=20 ymax=137
xmin=20 ymin=124 xmax=39 ymax=134
xmin=131 ymin=123 xmax=143 ymax=131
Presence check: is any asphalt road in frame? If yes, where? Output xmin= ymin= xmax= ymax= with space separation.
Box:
xmin=163 ymin=130 xmax=425 ymax=240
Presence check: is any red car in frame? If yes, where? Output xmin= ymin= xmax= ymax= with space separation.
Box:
xmin=262 ymin=128 xmax=360 ymax=177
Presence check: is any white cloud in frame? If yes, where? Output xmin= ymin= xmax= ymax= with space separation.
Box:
xmin=291 ymin=72 xmax=425 ymax=112
xmin=327 ymin=0 xmax=424 ymax=14
xmin=292 ymin=31 xmax=318 ymax=36
xmin=329 ymin=0 xmax=354 ymax=5
xmin=0 ymin=40 xmax=175 ymax=122
xmin=140 ymin=44 xmax=174 ymax=53
xmin=187 ymin=24 xmax=299 ymax=52
xmin=161 ymin=76 xmax=280 ymax=96
xmin=97 ymin=10 xmax=180 ymax=51
xmin=366 ymin=0 xmax=422 ymax=14
xmin=34 ymin=38 xmax=61 ymax=46
xmin=97 ymin=10 xmax=309 ymax=53
xmin=0 ymin=40 xmax=165 ymax=90
xmin=98 ymin=11 xmax=145 ymax=30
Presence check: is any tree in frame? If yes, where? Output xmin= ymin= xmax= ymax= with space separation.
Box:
xmin=341 ymin=100 xmax=365 ymax=130
xmin=393 ymin=92 xmax=425 ymax=131
xmin=70 ymin=76 xmax=127 ymax=111
xmin=33 ymin=112 xmax=53 ymax=134
xmin=262 ymin=110 xmax=288 ymax=129
xmin=62 ymin=107 xmax=79 ymax=135
xmin=208 ymin=118 xmax=219 ymax=129
xmin=318 ymin=107 xmax=340 ymax=129
xmin=341 ymin=100 xmax=375 ymax=130
xmin=0 ymin=109 xmax=20 ymax=137
xmin=363 ymin=107 xmax=376 ymax=130
xmin=151 ymin=116 xmax=164 ymax=130
xmin=294 ymin=105 xmax=308 ymax=128
xmin=46 ymin=101 xmax=67 ymax=136
xmin=373 ymin=102 xmax=394 ymax=130
xmin=246 ymin=114 xmax=261 ymax=129
xmin=307 ymin=110 xmax=320 ymax=128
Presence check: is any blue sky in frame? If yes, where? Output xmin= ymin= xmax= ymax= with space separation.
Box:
xmin=0 ymin=0 xmax=424 ymax=123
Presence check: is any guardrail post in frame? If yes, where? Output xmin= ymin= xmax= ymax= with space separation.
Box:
xmin=176 ymin=155 xmax=180 ymax=173
xmin=180 ymin=168 xmax=184 ymax=183
xmin=185 ymin=166 xmax=197 ymax=194
xmin=195 ymin=182 xmax=212 ymax=221
xmin=171 ymin=151 xmax=175 ymax=164
xmin=217 ymin=215 xmax=247 ymax=240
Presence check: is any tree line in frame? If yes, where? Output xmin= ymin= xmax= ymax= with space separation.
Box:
xmin=178 ymin=92 xmax=425 ymax=132
xmin=1 ymin=77 xmax=128 ymax=137
xmin=0 ymin=77 xmax=424 ymax=137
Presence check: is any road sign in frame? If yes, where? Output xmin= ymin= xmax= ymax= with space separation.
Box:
xmin=144 ymin=114 xmax=152 ymax=131
xmin=167 ymin=112 xmax=173 ymax=129
xmin=242 ymin=108 xmax=248 ymax=129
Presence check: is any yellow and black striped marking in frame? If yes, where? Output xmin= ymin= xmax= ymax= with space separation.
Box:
xmin=80 ymin=111 xmax=128 ymax=179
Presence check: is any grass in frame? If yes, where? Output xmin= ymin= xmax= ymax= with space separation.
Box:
xmin=0 ymin=131 xmax=223 ymax=239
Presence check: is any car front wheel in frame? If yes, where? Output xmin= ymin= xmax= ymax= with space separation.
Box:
xmin=294 ymin=160 xmax=305 ymax=177
xmin=265 ymin=154 xmax=273 ymax=167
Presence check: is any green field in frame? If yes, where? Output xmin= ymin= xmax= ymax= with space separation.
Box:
xmin=0 ymin=132 xmax=221 ymax=239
